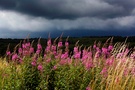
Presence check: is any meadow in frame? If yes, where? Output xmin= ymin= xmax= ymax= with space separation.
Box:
xmin=0 ymin=36 xmax=135 ymax=90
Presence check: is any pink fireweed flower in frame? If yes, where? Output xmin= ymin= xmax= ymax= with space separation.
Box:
xmin=65 ymin=41 xmax=69 ymax=47
xmin=12 ymin=54 xmax=18 ymax=61
xmin=58 ymin=41 xmax=63 ymax=47
xmin=30 ymin=47 xmax=34 ymax=54
xmin=46 ymin=46 xmax=51 ymax=52
xmin=26 ymin=42 xmax=30 ymax=47
xmin=82 ymin=55 xmax=88 ymax=61
xmin=96 ymin=47 xmax=100 ymax=51
xmin=53 ymin=65 xmax=57 ymax=70
xmin=102 ymin=47 xmax=108 ymax=54
xmin=93 ymin=44 xmax=96 ymax=49
xmin=61 ymin=54 xmax=66 ymax=59
xmin=74 ymin=47 xmax=78 ymax=53
xmin=88 ymin=52 xmax=92 ymax=57
xmin=86 ymin=86 xmax=91 ymax=90
xmin=22 ymin=43 xmax=26 ymax=49
xmin=6 ymin=51 xmax=11 ymax=56
xmin=53 ymin=51 xmax=57 ymax=55
xmin=12 ymin=54 xmax=18 ymax=60
xmin=31 ymin=61 xmax=37 ymax=66
xmin=18 ymin=48 xmax=23 ymax=54
xmin=36 ymin=49 xmax=41 ymax=54
xmin=102 ymin=47 xmax=109 ymax=58
xmin=59 ymin=59 xmax=67 ymax=65
xmin=23 ymin=50 xmax=29 ymax=56
xmin=37 ymin=64 xmax=43 ymax=71
xmin=74 ymin=51 xmax=81 ymax=59
xmin=47 ymin=39 xmax=52 ymax=46
xmin=85 ymin=61 xmax=93 ymax=70
xmin=51 ymin=45 xmax=56 ymax=51
xmin=82 ymin=49 xmax=87 ymax=57
xmin=37 ymin=43 xmax=42 ymax=50
xmin=61 ymin=52 xmax=68 ymax=59
xmin=44 ymin=54 xmax=46 ymax=58
xmin=108 ymin=45 xmax=113 ymax=52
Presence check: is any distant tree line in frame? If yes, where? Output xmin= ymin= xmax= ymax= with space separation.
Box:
xmin=0 ymin=36 xmax=135 ymax=57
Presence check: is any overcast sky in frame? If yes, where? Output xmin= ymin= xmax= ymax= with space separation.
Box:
xmin=0 ymin=0 xmax=135 ymax=38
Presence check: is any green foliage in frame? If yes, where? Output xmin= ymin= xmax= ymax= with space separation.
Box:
xmin=22 ymin=61 xmax=40 ymax=90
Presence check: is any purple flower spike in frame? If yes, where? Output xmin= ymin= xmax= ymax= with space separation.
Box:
xmin=86 ymin=86 xmax=91 ymax=90
xmin=108 ymin=45 xmax=113 ymax=51
xmin=58 ymin=42 xmax=63 ymax=47
xmin=12 ymin=54 xmax=18 ymax=61
xmin=6 ymin=51 xmax=11 ymax=56
xmin=30 ymin=47 xmax=34 ymax=53
xmin=37 ymin=64 xmax=43 ymax=71
xmin=53 ymin=65 xmax=57 ymax=70
xmin=18 ymin=48 xmax=23 ymax=54
xmin=31 ymin=61 xmax=37 ymax=66
xmin=74 ymin=47 xmax=78 ymax=53
xmin=93 ymin=45 xmax=96 ymax=49
xmin=102 ymin=47 xmax=108 ymax=54
xmin=74 ymin=52 xmax=81 ymax=59
xmin=52 ymin=45 xmax=56 ymax=51
xmin=47 ymin=39 xmax=52 ymax=46
xmin=36 ymin=49 xmax=41 ymax=54
xmin=26 ymin=42 xmax=30 ymax=47
xmin=65 ymin=42 xmax=69 ymax=47
xmin=37 ymin=44 xmax=42 ymax=50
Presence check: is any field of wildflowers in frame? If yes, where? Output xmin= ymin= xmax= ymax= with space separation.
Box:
xmin=0 ymin=35 xmax=135 ymax=90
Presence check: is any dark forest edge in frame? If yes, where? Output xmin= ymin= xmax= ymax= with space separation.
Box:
xmin=0 ymin=36 xmax=135 ymax=56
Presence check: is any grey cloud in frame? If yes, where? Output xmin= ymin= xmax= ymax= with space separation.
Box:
xmin=104 ymin=0 xmax=135 ymax=8
xmin=0 ymin=10 xmax=53 ymax=31
xmin=0 ymin=0 xmax=133 ymax=19
xmin=1 ymin=10 xmax=135 ymax=33
xmin=104 ymin=0 xmax=135 ymax=15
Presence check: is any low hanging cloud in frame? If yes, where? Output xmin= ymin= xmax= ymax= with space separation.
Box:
xmin=0 ymin=10 xmax=53 ymax=32
xmin=0 ymin=0 xmax=135 ymax=37
xmin=0 ymin=10 xmax=135 ymax=32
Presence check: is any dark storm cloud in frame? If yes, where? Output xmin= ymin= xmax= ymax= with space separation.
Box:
xmin=0 ymin=0 xmax=76 ymax=19
xmin=0 ymin=0 xmax=135 ymax=38
xmin=0 ymin=0 xmax=16 ymax=9
xmin=0 ymin=0 xmax=134 ymax=19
